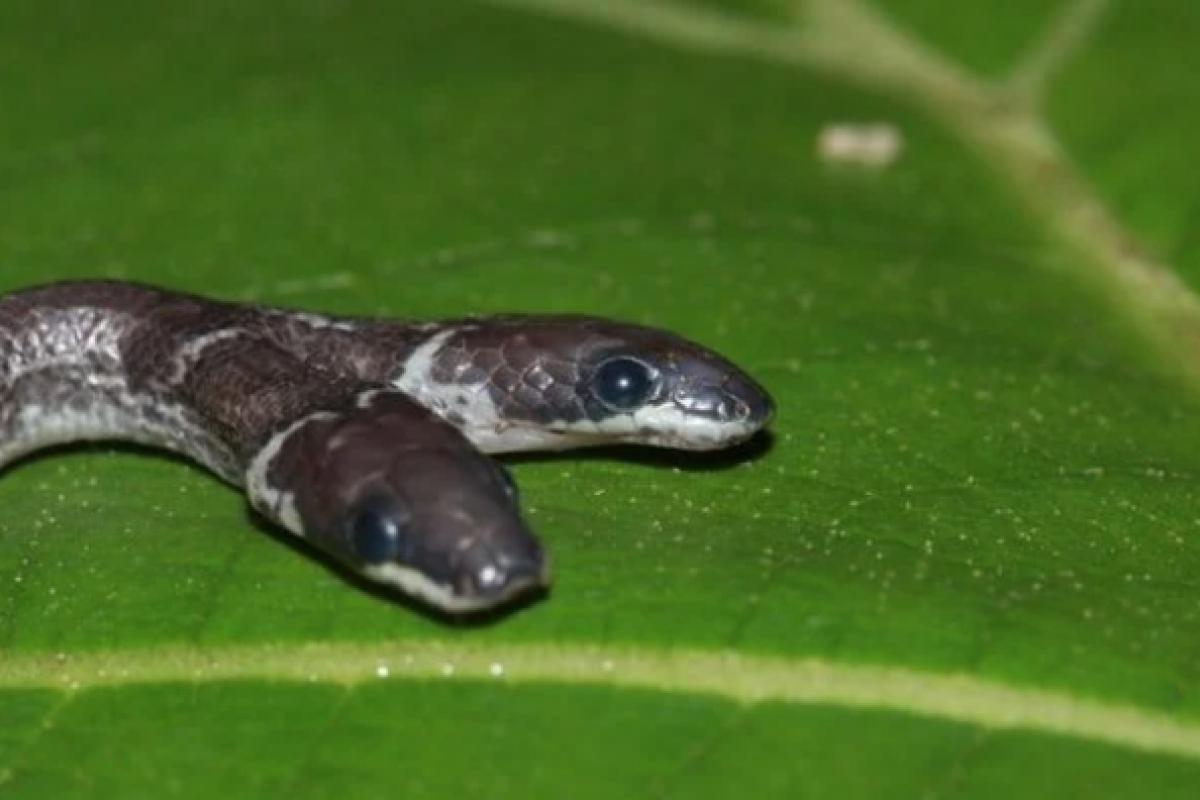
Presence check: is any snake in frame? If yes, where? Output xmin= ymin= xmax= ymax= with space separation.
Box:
xmin=0 ymin=280 xmax=773 ymax=612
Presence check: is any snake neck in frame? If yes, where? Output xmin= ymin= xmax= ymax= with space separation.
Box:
xmin=0 ymin=281 xmax=360 ymax=483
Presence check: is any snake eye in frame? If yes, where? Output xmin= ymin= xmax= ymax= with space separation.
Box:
xmin=593 ymin=357 xmax=656 ymax=411
xmin=349 ymin=500 xmax=409 ymax=564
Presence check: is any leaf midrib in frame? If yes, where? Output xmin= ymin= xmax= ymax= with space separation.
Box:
xmin=2 ymin=641 xmax=1198 ymax=760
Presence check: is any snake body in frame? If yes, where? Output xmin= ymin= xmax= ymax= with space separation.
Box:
xmin=0 ymin=281 xmax=773 ymax=612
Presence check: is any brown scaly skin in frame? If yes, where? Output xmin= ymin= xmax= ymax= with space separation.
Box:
xmin=0 ymin=280 xmax=773 ymax=612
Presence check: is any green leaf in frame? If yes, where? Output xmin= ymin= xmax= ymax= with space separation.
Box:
xmin=2 ymin=0 xmax=1200 ymax=796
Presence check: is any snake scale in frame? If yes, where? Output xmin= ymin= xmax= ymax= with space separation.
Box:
xmin=0 ymin=281 xmax=773 ymax=612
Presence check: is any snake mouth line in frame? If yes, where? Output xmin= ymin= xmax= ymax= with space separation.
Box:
xmin=483 ymin=404 xmax=770 ymax=451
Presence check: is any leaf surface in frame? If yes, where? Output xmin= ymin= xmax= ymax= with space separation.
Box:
xmin=1 ymin=0 xmax=1199 ymax=796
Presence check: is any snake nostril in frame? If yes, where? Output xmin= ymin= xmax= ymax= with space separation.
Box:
xmin=677 ymin=386 xmax=757 ymax=423
xmin=474 ymin=562 xmax=506 ymax=592
xmin=461 ymin=538 xmax=546 ymax=598
xmin=723 ymin=374 xmax=773 ymax=425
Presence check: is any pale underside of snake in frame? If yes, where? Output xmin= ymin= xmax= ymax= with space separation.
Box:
xmin=0 ymin=281 xmax=773 ymax=612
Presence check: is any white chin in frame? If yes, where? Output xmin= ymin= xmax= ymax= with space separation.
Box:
xmin=467 ymin=419 xmax=758 ymax=455
xmin=361 ymin=563 xmax=535 ymax=613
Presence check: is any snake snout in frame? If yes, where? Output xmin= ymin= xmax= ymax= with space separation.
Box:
xmin=458 ymin=533 xmax=549 ymax=602
xmin=676 ymin=373 xmax=774 ymax=427
xmin=734 ymin=374 xmax=775 ymax=427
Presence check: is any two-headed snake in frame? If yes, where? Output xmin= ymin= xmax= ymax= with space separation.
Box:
xmin=0 ymin=281 xmax=773 ymax=612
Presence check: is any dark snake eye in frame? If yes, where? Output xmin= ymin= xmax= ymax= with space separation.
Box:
xmin=593 ymin=357 xmax=655 ymax=411
xmin=349 ymin=501 xmax=409 ymax=564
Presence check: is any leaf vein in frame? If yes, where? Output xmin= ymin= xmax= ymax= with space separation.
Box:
xmin=2 ymin=642 xmax=1199 ymax=760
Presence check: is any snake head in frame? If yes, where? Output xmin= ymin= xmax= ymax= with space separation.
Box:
xmin=343 ymin=448 xmax=546 ymax=612
xmin=406 ymin=317 xmax=774 ymax=452
xmin=249 ymin=390 xmax=548 ymax=613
